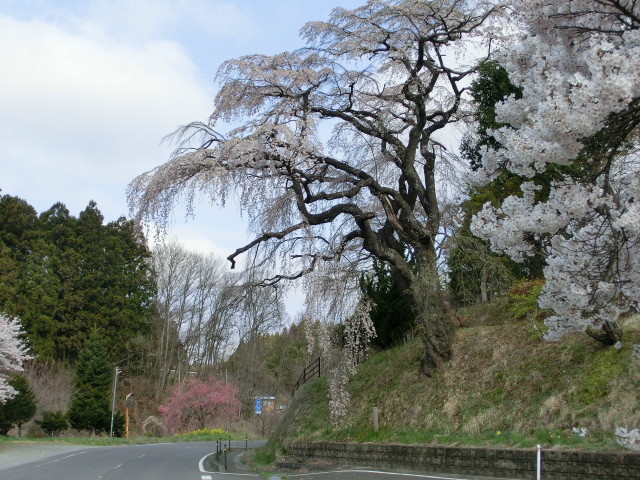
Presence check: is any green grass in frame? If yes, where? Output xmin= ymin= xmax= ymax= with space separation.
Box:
xmin=274 ymin=307 xmax=640 ymax=453
xmin=0 ymin=430 xmax=255 ymax=448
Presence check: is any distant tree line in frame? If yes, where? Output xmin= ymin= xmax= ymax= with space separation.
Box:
xmin=0 ymin=194 xmax=154 ymax=363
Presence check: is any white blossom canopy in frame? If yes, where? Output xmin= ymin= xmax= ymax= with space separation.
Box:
xmin=129 ymin=0 xmax=499 ymax=295
xmin=471 ymin=0 xmax=640 ymax=341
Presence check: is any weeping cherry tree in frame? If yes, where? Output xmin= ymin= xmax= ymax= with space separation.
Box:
xmin=129 ymin=0 xmax=501 ymax=375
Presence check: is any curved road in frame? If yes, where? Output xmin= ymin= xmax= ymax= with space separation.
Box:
xmin=0 ymin=441 xmax=503 ymax=480
xmin=0 ymin=441 xmax=255 ymax=480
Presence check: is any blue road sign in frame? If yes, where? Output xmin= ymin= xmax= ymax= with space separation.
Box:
xmin=255 ymin=398 xmax=262 ymax=415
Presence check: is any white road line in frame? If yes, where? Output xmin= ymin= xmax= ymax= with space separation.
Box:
xmin=287 ymin=470 xmax=478 ymax=480
xmin=198 ymin=452 xmax=259 ymax=477
xmin=201 ymin=476 xmax=212 ymax=480
xmin=198 ymin=453 xmax=214 ymax=473
xmin=32 ymin=450 xmax=90 ymax=468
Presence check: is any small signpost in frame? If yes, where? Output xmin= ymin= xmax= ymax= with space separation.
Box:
xmin=255 ymin=397 xmax=264 ymax=437
xmin=125 ymin=393 xmax=134 ymax=439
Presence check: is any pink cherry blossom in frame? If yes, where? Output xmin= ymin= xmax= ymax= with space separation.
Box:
xmin=158 ymin=377 xmax=241 ymax=434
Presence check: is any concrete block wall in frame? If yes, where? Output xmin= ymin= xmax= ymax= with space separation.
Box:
xmin=285 ymin=441 xmax=640 ymax=479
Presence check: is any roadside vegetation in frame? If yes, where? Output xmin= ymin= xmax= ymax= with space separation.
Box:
xmin=0 ymin=428 xmax=256 ymax=448
xmin=272 ymin=302 xmax=640 ymax=453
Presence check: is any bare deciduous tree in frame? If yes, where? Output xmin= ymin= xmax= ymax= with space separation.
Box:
xmin=129 ymin=0 xmax=501 ymax=375
xmin=147 ymin=240 xmax=285 ymax=400
xmin=148 ymin=240 xmax=240 ymax=398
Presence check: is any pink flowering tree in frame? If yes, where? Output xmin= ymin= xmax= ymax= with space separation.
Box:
xmin=471 ymin=0 xmax=640 ymax=344
xmin=158 ymin=377 xmax=241 ymax=434
xmin=0 ymin=314 xmax=30 ymax=402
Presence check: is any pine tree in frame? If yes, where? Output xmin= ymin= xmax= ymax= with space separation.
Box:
xmin=68 ymin=331 xmax=113 ymax=434
xmin=0 ymin=374 xmax=36 ymax=436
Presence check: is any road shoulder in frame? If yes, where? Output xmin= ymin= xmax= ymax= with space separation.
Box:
xmin=0 ymin=442 xmax=95 ymax=470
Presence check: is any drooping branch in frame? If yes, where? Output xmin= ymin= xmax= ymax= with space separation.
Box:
xmin=227 ymin=222 xmax=308 ymax=269
xmin=129 ymin=0 xmax=502 ymax=375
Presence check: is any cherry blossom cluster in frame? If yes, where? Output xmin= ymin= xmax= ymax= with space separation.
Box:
xmin=476 ymin=1 xmax=640 ymax=178
xmin=305 ymin=301 xmax=375 ymax=426
xmin=471 ymin=0 xmax=640 ymax=340
xmin=0 ymin=314 xmax=30 ymax=402
xmin=304 ymin=317 xmax=331 ymax=360
xmin=616 ymin=427 xmax=640 ymax=452
xmin=158 ymin=377 xmax=240 ymax=434
xmin=343 ymin=299 xmax=377 ymax=373
xmin=328 ymin=362 xmax=351 ymax=426
xmin=304 ymin=317 xmax=350 ymax=425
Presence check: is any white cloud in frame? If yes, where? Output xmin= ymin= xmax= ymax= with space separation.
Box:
xmin=0 ymin=0 xmax=365 ymax=318
xmin=0 ymin=12 xmax=211 ymax=218
xmin=81 ymin=0 xmax=255 ymax=43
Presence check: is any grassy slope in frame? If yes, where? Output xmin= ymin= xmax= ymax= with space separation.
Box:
xmin=275 ymin=308 xmax=640 ymax=451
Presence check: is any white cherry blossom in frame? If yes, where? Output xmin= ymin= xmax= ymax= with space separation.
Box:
xmin=0 ymin=314 xmax=30 ymax=402
xmin=472 ymin=0 xmax=640 ymax=342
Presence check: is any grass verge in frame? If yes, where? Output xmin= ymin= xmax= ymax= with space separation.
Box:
xmin=274 ymin=307 xmax=640 ymax=453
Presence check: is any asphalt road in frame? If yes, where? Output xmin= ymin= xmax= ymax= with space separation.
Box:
xmin=0 ymin=441 xmax=258 ymax=480
xmin=0 ymin=441 xmax=506 ymax=480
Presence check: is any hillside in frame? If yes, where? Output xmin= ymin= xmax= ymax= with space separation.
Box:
xmin=274 ymin=304 xmax=640 ymax=452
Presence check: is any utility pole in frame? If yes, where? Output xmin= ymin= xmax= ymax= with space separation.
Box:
xmin=225 ymin=368 xmax=228 ymax=432
xmin=109 ymin=367 xmax=121 ymax=440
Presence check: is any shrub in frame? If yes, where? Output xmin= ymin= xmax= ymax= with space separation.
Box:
xmin=507 ymin=279 xmax=549 ymax=337
xmin=37 ymin=411 xmax=68 ymax=437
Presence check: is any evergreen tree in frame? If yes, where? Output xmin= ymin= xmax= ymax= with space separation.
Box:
xmin=360 ymin=257 xmax=414 ymax=350
xmin=68 ymin=331 xmax=113 ymax=434
xmin=0 ymin=195 xmax=41 ymax=321
xmin=100 ymin=217 xmax=153 ymax=362
xmin=461 ymin=60 xmax=523 ymax=172
xmin=0 ymin=195 xmax=39 ymax=260
xmin=0 ymin=374 xmax=37 ymax=436
xmin=36 ymin=411 xmax=68 ymax=437
xmin=461 ymin=60 xmax=546 ymax=280
xmin=448 ymin=61 xmax=533 ymax=305
xmin=33 ymin=202 xmax=79 ymax=360
xmin=0 ymin=197 xmax=155 ymax=362
xmin=59 ymin=201 xmax=105 ymax=358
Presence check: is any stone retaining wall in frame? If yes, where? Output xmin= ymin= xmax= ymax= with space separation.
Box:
xmin=285 ymin=441 xmax=640 ymax=479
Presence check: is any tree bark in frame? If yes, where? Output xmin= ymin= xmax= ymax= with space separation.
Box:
xmin=409 ymin=260 xmax=454 ymax=377
xmin=586 ymin=320 xmax=623 ymax=346
xmin=480 ymin=269 xmax=489 ymax=303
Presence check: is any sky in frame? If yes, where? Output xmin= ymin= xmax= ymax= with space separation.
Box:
xmin=0 ymin=0 xmax=364 ymax=316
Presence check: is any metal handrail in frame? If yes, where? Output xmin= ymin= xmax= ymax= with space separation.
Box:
xmin=292 ymin=356 xmax=321 ymax=395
